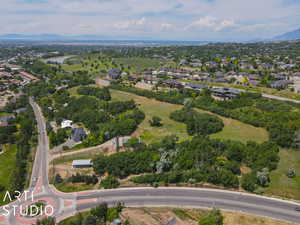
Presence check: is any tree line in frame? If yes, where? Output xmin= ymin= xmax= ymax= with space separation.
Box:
xmin=0 ymin=96 xmax=37 ymax=197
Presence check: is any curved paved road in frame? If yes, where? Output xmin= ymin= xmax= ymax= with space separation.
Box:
xmin=1 ymin=99 xmax=300 ymax=225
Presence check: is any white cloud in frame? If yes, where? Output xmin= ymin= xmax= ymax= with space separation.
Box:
xmin=186 ymin=17 xmax=236 ymax=32
xmin=190 ymin=16 xmax=217 ymax=28
xmin=114 ymin=17 xmax=147 ymax=30
xmin=215 ymin=19 xmax=236 ymax=31
xmin=0 ymin=0 xmax=300 ymax=40
xmin=160 ymin=23 xmax=174 ymax=31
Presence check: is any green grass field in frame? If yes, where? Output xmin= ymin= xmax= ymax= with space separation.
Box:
xmin=114 ymin=57 xmax=165 ymax=73
xmin=0 ymin=145 xmax=17 ymax=205
xmin=264 ymin=149 xmax=300 ymax=200
xmin=0 ymin=112 xmax=12 ymax=117
xmin=110 ymin=89 xmax=269 ymax=144
xmin=62 ymin=56 xmax=167 ymax=78
xmin=61 ymin=64 xmax=83 ymax=72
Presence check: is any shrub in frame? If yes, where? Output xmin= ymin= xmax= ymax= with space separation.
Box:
xmin=100 ymin=175 xmax=120 ymax=189
xmin=287 ymin=168 xmax=296 ymax=178
xmin=149 ymin=116 xmax=163 ymax=127
xmin=199 ymin=208 xmax=224 ymax=225
xmin=54 ymin=174 xmax=63 ymax=184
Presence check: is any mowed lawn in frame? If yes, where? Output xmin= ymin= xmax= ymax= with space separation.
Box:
xmin=0 ymin=145 xmax=17 ymax=205
xmin=110 ymin=89 xmax=269 ymax=144
xmin=264 ymin=149 xmax=300 ymax=200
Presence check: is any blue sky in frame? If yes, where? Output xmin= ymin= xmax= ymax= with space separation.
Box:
xmin=1 ymin=0 xmax=300 ymax=41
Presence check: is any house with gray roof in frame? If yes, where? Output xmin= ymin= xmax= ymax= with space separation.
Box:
xmin=270 ymin=80 xmax=293 ymax=89
xmin=211 ymin=87 xmax=241 ymax=100
xmin=0 ymin=115 xmax=15 ymax=126
xmin=71 ymin=128 xmax=87 ymax=142
xmin=185 ymin=83 xmax=208 ymax=91
xmin=107 ymin=69 xmax=122 ymax=80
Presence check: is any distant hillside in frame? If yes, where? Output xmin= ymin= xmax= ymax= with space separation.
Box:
xmin=0 ymin=33 xmax=68 ymax=40
xmin=274 ymin=28 xmax=300 ymax=41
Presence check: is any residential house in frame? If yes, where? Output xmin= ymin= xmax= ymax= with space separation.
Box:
xmin=211 ymin=87 xmax=241 ymax=100
xmin=215 ymin=71 xmax=224 ymax=78
xmin=127 ymin=75 xmax=140 ymax=82
xmin=107 ymin=69 xmax=122 ymax=80
xmin=162 ymin=79 xmax=184 ymax=89
xmin=270 ymin=80 xmax=293 ymax=89
xmin=185 ymin=83 xmax=208 ymax=91
xmin=0 ymin=115 xmax=15 ymax=127
xmin=142 ymin=75 xmax=160 ymax=84
xmin=179 ymin=59 xmax=188 ymax=66
xmin=71 ymin=128 xmax=87 ymax=142
xmin=214 ymin=78 xmax=228 ymax=83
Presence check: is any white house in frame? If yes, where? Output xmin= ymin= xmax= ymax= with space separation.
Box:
xmin=61 ymin=119 xmax=73 ymax=129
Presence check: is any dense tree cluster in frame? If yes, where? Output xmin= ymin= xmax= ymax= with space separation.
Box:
xmin=77 ymin=86 xmax=111 ymax=101
xmin=36 ymin=217 xmax=56 ymax=225
xmin=23 ymin=61 xmax=94 ymax=99
xmin=100 ymin=175 xmax=120 ymax=189
xmin=39 ymin=87 xmax=145 ymax=147
xmin=68 ymin=173 xmax=98 ymax=185
xmin=199 ymin=208 xmax=224 ymax=225
xmin=93 ymin=149 xmax=157 ymax=179
xmin=49 ymin=128 xmax=70 ymax=148
xmin=170 ymin=107 xmax=224 ymax=135
xmin=0 ymin=124 xmax=17 ymax=144
xmin=11 ymin=108 xmax=36 ymax=192
xmin=58 ymin=202 xmax=124 ymax=225
xmin=0 ymin=96 xmax=37 ymax=197
xmin=149 ymin=116 xmax=163 ymax=127
xmin=93 ymin=135 xmax=279 ymax=190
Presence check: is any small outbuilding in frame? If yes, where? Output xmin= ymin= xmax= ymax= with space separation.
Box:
xmin=61 ymin=119 xmax=73 ymax=129
xmin=72 ymin=159 xmax=93 ymax=168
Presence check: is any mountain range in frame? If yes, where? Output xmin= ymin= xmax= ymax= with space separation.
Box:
xmin=273 ymin=28 xmax=300 ymax=41
xmin=0 ymin=28 xmax=300 ymax=42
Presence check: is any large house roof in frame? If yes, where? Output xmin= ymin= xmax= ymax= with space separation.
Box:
xmin=71 ymin=127 xmax=86 ymax=142
xmin=108 ymin=69 xmax=122 ymax=79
